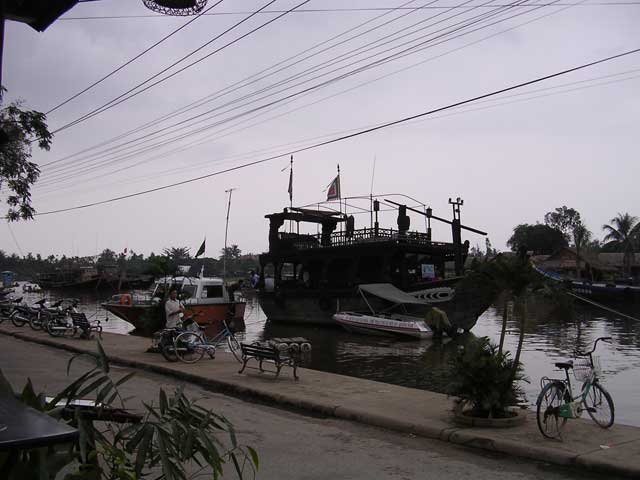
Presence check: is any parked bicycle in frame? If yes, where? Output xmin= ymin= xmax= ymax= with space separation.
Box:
xmin=160 ymin=319 xmax=241 ymax=364
xmin=536 ymin=336 xmax=615 ymax=439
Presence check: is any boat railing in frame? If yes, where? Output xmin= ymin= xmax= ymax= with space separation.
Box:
xmin=280 ymin=228 xmax=450 ymax=249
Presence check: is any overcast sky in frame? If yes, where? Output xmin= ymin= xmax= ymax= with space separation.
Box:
xmin=1 ymin=0 xmax=639 ymax=259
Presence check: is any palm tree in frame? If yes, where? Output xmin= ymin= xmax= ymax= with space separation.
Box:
xmin=573 ymin=223 xmax=592 ymax=280
xmin=602 ymin=213 xmax=640 ymax=277
xmin=162 ymin=246 xmax=191 ymax=260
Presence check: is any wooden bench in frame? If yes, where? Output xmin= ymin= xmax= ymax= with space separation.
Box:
xmin=69 ymin=312 xmax=102 ymax=339
xmin=238 ymin=343 xmax=298 ymax=380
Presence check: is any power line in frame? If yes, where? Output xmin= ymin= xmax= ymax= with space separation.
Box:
xmin=58 ymin=3 xmax=640 ymax=20
xmin=39 ymin=0 xmax=430 ymax=168
xmin=33 ymin=67 xmax=640 ymax=199
xmin=45 ymin=0 xmax=226 ymax=115
xmin=39 ymin=0 xmax=529 ymax=182
xmin=30 ymin=46 xmax=640 ymax=217
xmin=50 ymin=0 xmax=313 ymax=135
xmin=40 ymin=0 xmax=581 ymax=191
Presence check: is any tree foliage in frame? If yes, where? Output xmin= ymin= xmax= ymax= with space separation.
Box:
xmin=0 ymin=91 xmax=52 ymax=221
xmin=506 ymin=224 xmax=567 ymax=255
xmin=162 ymin=246 xmax=191 ymax=260
xmin=602 ymin=212 xmax=640 ymax=277
xmin=544 ymin=205 xmax=582 ymax=241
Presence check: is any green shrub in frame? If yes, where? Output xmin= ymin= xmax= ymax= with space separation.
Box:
xmin=447 ymin=337 xmax=527 ymax=418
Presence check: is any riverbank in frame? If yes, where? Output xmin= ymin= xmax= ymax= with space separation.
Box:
xmin=1 ymin=324 xmax=639 ymax=478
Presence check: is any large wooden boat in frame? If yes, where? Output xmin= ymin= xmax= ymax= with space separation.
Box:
xmin=38 ymin=265 xmax=153 ymax=290
xmin=102 ymin=275 xmax=245 ymax=335
xmin=257 ymin=201 xmax=492 ymax=331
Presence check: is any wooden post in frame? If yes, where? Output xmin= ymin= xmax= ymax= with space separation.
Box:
xmin=0 ymin=0 xmax=5 ymax=93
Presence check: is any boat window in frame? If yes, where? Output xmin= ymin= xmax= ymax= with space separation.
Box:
xmin=181 ymin=285 xmax=197 ymax=299
xmin=201 ymin=285 xmax=223 ymax=298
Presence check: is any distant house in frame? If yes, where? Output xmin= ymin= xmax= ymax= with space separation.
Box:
xmin=597 ymin=253 xmax=640 ymax=280
xmin=532 ymin=247 xmax=617 ymax=281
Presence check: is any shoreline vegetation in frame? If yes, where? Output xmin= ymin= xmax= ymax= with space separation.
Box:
xmin=0 ymin=245 xmax=259 ymax=284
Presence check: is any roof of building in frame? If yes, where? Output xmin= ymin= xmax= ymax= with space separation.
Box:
xmin=5 ymin=1 xmax=79 ymax=32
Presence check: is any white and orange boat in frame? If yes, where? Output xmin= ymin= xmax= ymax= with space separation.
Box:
xmin=102 ymin=275 xmax=245 ymax=335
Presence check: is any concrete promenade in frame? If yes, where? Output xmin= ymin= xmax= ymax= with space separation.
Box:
xmin=1 ymin=324 xmax=639 ymax=478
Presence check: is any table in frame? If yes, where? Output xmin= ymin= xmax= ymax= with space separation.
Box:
xmin=0 ymin=395 xmax=78 ymax=450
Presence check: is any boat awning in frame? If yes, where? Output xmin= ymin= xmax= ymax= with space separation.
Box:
xmin=358 ymin=283 xmax=429 ymax=305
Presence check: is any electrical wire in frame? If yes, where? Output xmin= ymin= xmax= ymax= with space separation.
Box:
xmin=59 ymin=3 xmax=640 ymax=20
xmin=39 ymin=0 xmax=529 ymax=183
xmin=38 ymin=0 xmax=430 ymax=170
xmin=27 ymin=46 xmax=640 ymax=217
xmin=45 ymin=0 xmax=226 ymax=115
xmin=38 ymin=0 xmax=577 ymax=192
xmin=50 ymin=0 xmax=314 ymax=135
xmin=34 ymin=69 xmax=640 ymax=200
xmin=39 ymin=0 xmax=430 ymax=168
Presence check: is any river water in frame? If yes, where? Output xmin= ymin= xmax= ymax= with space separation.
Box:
xmin=14 ymin=286 xmax=640 ymax=427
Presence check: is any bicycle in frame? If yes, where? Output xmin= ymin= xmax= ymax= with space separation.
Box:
xmin=162 ymin=319 xmax=242 ymax=364
xmin=536 ymin=336 xmax=615 ymax=439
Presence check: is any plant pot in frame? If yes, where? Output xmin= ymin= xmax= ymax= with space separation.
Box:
xmin=451 ymin=405 xmax=528 ymax=428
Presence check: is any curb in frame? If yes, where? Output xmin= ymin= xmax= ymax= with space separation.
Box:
xmin=1 ymin=328 xmax=638 ymax=478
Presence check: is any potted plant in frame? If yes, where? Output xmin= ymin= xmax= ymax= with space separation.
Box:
xmin=447 ymin=336 xmax=528 ymax=427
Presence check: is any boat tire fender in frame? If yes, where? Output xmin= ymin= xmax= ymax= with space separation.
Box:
xmin=120 ymin=294 xmax=133 ymax=306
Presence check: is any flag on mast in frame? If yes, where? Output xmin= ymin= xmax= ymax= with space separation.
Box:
xmin=326 ymin=166 xmax=341 ymax=201
xmin=288 ymin=155 xmax=293 ymax=203
xmin=195 ymin=238 xmax=206 ymax=258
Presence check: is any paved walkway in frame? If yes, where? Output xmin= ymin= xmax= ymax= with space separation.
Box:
xmin=1 ymin=324 xmax=639 ymax=478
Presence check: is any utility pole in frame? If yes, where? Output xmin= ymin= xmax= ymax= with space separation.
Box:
xmin=223 ymin=188 xmax=236 ymax=283
xmin=449 ymin=197 xmax=464 ymax=276
xmin=0 ymin=0 xmax=5 ymax=96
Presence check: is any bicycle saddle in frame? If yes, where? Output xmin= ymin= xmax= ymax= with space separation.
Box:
xmin=555 ymin=361 xmax=574 ymax=370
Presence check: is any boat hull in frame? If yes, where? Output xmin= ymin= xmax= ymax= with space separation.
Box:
xmin=102 ymin=302 xmax=246 ymax=336
xmin=334 ymin=312 xmax=433 ymax=339
xmin=258 ymin=283 xmax=488 ymax=332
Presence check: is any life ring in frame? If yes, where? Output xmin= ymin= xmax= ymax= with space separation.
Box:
xmin=120 ymin=294 xmax=133 ymax=306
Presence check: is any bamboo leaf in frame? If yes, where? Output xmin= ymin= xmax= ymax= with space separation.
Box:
xmin=96 ymin=341 xmax=109 ymax=373
xmin=115 ymin=371 xmax=136 ymax=387
xmin=247 ymin=446 xmax=259 ymax=471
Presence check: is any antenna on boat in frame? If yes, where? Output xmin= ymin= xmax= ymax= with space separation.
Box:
xmin=370 ymin=156 xmax=376 ymax=229
xmin=223 ymin=188 xmax=236 ymax=284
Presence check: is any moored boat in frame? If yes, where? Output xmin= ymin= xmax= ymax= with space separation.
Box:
xmin=334 ymin=312 xmax=433 ymax=339
xmin=102 ymin=275 xmax=245 ymax=335
xmin=333 ymin=284 xmax=439 ymax=339
xmin=257 ymin=199 xmax=492 ymax=331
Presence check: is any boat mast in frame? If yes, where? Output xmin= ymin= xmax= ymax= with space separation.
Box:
xmin=223 ymin=188 xmax=236 ymax=283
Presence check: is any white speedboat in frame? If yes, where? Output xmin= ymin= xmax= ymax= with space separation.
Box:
xmin=333 ymin=284 xmax=435 ymax=339
xmin=334 ymin=311 xmax=433 ymax=339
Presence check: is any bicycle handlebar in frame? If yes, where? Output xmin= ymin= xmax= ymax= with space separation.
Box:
xmin=576 ymin=336 xmax=612 ymax=357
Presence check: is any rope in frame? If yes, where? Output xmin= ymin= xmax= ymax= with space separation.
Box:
xmin=567 ymin=291 xmax=640 ymax=322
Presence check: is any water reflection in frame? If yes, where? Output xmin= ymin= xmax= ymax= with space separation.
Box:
xmin=14 ymin=286 xmax=640 ymax=427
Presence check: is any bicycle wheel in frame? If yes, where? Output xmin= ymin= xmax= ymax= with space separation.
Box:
xmin=536 ymin=382 xmax=570 ymax=439
xmin=160 ymin=334 xmax=178 ymax=363
xmin=227 ymin=334 xmax=242 ymax=363
xmin=584 ymin=382 xmax=614 ymax=428
xmin=175 ymin=332 xmax=206 ymax=364
xmin=28 ymin=313 xmax=42 ymax=330
xmin=10 ymin=312 xmax=28 ymax=327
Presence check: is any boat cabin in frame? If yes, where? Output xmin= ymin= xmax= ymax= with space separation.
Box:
xmin=258 ymin=206 xmax=469 ymax=293
xmin=151 ymin=276 xmax=231 ymax=305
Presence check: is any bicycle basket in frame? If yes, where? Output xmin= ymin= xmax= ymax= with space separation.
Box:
xmin=573 ymin=356 xmax=601 ymax=382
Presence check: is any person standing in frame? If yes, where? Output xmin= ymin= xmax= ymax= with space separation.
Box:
xmin=165 ymin=288 xmax=185 ymax=329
